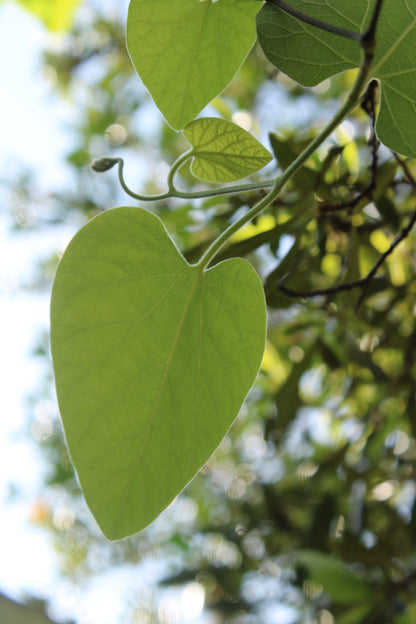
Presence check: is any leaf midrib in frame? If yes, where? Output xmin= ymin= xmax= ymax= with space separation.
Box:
xmin=373 ymin=16 xmax=416 ymax=76
xmin=111 ymin=267 xmax=202 ymax=534
xmin=195 ymin=150 xmax=269 ymax=161
xmin=179 ymin=2 xmax=210 ymax=126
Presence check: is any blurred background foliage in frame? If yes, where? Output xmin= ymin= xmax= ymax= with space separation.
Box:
xmin=6 ymin=0 xmax=416 ymax=622
xmin=3 ymin=0 xmax=81 ymax=30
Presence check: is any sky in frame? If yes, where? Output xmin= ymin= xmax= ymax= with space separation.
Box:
xmin=0 ymin=0 xmax=75 ymax=610
xmin=0 ymin=4 xmax=75 ymax=188
xmin=0 ymin=3 xmax=209 ymax=622
xmin=0 ymin=3 xmax=122 ymax=622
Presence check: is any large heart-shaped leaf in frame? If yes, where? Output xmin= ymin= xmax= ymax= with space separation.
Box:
xmin=184 ymin=117 xmax=273 ymax=182
xmin=50 ymin=207 xmax=266 ymax=540
xmin=127 ymin=0 xmax=259 ymax=129
xmin=256 ymin=0 xmax=416 ymax=157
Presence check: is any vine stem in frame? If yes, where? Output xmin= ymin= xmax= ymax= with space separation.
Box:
xmin=196 ymin=37 xmax=378 ymax=270
xmin=167 ymin=151 xmax=192 ymax=191
xmin=110 ymin=154 xmax=276 ymax=201
xmin=115 ymin=159 xmax=171 ymax=202
xmin=96 ymin=0 xmax=383 ymax=266
xmin=265 ymin=0 xmax=361 ymax=42
xmin=166 ymin=150 xmax=275 ymax=198
xmin=266 ymin=0 xmax=384 ymax=44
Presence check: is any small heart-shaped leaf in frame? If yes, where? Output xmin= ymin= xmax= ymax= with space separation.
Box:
xmin=184 ymin=117 xmax=273 ymax=182
xmin=127 ymin=0 xmax=259 ymax=129
xmin=50 ymin=207 xmax=266 ymax=540
xmin=256 ymin=0 xmax=416 ymax=157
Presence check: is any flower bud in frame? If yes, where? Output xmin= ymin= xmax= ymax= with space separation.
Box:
xmin=91 ymin=157 xmax=119 ymax=172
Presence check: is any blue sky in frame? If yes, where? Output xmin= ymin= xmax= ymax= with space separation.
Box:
xmin=0 ymin=0 xmax=74 ymax=609
xmin=0 ymin=3 xmax=75 ymax=188
xmin=0 ymin=4 xmax=208 ymax=622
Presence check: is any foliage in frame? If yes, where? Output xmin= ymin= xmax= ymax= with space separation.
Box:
xmin=184 ymin=117 xmax=272 ymax=182
xmin=6 ymin=0 xmax=81 ymax=30
xmin=51 ymin=206 xmax=266 ymax=539
xmin=256 ymin=0 xmax=416 ymax=156
xmin=50 ymin=0 xmax=416 ymax=542
xmin=126 ymin=0 xmax=258 ymax=129
xmin=16 ymin=0 xmax=416 ymax=621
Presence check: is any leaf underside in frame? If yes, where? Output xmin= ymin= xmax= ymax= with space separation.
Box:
xmin=184 ymin=117 xmax=273 ymax=182
xmin=50 ymin=207 xmax=266 ymax=539
xmin=127 ymin=0 xmax=259 ymax=130
xmin=256 ymin=0 xmax=416 ymax=157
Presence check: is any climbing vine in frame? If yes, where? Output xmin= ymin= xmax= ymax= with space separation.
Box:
xmin=50 ymin=0 xmax=416 ymax=541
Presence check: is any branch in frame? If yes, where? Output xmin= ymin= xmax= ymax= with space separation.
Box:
xmin=264 ymin=0 xmax=385 ymax=44
xmin=319 ymin=80 xmax=380 ymax=215
xmin=361 ymin=0 xmax=385 ymax=44
xmin=393 ymin=153 xmax=416 ymax=189
xmin=264 ymin=0 xmax=361 ymax=42
xmin=278 ymin=208 xmax=416 ymax=309
xmin=355 ymin=207 xmax=416 ymax=308
xmin=278 ymin=277 xmax=371 ymax=299
xmin=197 ymin=2 xmax=384 ymax=269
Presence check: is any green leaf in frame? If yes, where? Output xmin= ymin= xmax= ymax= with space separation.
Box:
xmin=269 ymin=132 xmax=317 ymax=190
xmin=184 ymin=117 xmax=273 ymax=182
xmin=256 ymin=1 xmax=416 ymax=157
xmin=297 ymin=550 xmax=375 ymax=604
xmin=336 ymin=604 xmax=377 ymax=624
xmin=50 ymin=207 xmax=266 ymax=540
xmin=274 ymin=344 xmax=315 ymax=427
xmin=126 ymin=0 xmax=259 ymax=130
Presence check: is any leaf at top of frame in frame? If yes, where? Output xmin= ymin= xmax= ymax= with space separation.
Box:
xmin=256 ymin=0 xmax=416 ymax=158
xmin=127 ymin=0 xmax=260 ymax=130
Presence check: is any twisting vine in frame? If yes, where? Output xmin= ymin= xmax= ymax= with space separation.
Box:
xmin=52 ymin=0 xmax=416 ymax=542
xmin=93 ymin=0 xmax=385 ymax=273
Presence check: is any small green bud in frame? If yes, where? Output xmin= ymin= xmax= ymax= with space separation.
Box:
xmin=91 ymin=157 xmax=119 ymax=172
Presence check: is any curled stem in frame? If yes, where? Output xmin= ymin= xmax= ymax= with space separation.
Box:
xmin=95 ymin=154 xmax=276 ymax=203
xmin=92 ymin=157 xmax=171 ymax=202
xmin=167 ymin=151 xmax=193 ymax=192
xmin=93 ymin=0 xmax=384 ymax=271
